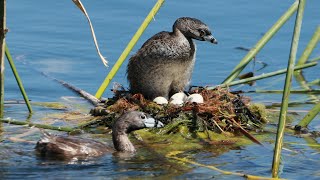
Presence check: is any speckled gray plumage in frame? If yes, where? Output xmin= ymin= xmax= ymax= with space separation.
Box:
xmin=127 ymin=17 xmax=217 ymax=100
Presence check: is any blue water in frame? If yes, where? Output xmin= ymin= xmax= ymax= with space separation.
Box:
xmin=1 ymin=0 xmax=320 ymax=179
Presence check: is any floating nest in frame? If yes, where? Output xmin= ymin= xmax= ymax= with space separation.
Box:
xmin=90 ymin=87 xmax=266 ymax=136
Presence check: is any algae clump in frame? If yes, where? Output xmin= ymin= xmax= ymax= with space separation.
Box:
xmin=32 ymin=102 xmax=68 ymax=110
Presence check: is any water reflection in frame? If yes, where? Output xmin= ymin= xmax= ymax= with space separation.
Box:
xmin=0 ymin=140 xmax=187 ymax=178
xmin=1 ymin=123 xmax=320 ymax=179
xmin=2 ymin=0 xmax=320 ymax=179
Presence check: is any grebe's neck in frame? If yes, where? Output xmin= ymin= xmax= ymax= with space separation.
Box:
xmin=112 ymin=131 xmax=135 ymax=152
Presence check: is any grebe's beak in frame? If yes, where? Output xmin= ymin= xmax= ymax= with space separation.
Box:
xmin=144 ymin=117 xmax=164 ymax=128
xmin=204 ymin=34 xmax=218 ymax=44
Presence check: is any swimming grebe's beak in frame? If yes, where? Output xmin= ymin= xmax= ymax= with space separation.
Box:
xmin=144 ymin=117 xmax=164 ymax=128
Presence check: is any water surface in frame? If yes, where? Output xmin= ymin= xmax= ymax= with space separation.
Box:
xmin=1 ymin=0 xmax=320 ymax=179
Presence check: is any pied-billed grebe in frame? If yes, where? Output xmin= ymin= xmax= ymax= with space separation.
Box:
xmin=127 ymin=17 xmax=217 ymax=100
xmin=35 ymin=111 xmax=163 ymax=158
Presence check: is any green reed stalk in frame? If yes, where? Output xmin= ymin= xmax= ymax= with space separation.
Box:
xmin=294 ymin=72 xmax=319 ymax=102
xmin=5 ymin=45 xmax=33 ymax=113
xmin=310 ymin=56 xmax=320 ymax=62
xmin=247 ymin=89 xmax=320 ymax=94
xmin=0 ymin=0 xmax=6 ymax=117
xmin=307 ymin=79 xmax=320 ymax=86
xmin=296 ymin=26 xmax=320 ymax=67
xmin=222 ymin=1 xmax=299 ymax=85
xmin=272 ymin=0 xmax=305 ymax=178
xmin=298 ymin=102 xmax=320 ymax=127
xmin=95 ymin=0 xmax=165 ymax=99
xmin=293 ymin=26 xmax=320 ymax=101
xmin=207 ymin=61 xmax=317 ymax=90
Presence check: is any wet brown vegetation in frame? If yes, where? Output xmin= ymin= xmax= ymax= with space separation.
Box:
xmin=90 ymin=87 xmax=266 ymax=140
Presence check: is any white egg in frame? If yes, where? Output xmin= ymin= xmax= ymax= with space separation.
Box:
xmin=169 ymin=99 xmax=184 ymax=106
xmin=187 ymin=93 xmax=204 ymax=104
xmin=170 ymin=92 xmax=187 ymax=102
xmin=153 ymin=96 xmax=168 ymax=105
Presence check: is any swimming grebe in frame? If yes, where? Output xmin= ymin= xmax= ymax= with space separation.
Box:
xmin=35 ymin=111 xmax=163 ymax=158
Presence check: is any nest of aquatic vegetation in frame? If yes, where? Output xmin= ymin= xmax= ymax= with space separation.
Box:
xmin=90 ymin=87 xmax=266 ymax=135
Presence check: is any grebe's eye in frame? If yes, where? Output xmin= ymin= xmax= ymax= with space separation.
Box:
xmin=199 ymin=29 xmax=206 ymax=37
xmin=140 ymin=114 xmax=146 ymax=119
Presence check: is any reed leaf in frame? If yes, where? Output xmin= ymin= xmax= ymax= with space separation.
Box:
xmin=5 ymin=45 xmax=33 ymax=113
xmin=222 ymin=1 xmax=299 ymax=85
xmin=298 ymin=102 xmax=320 ymax=128
xmin=207 ymin=61 xmax=317 ymax=90
xmin=246 ymin=89 xmax=320 ymax=95
xmin=72 ymin=0 xmax=108 ymax=67
xmin=307 ymin=79 xmax=320 ymax=86
xmin=310 ymin=56 xmax=320 ymax=62
xmin=94 ymin=0 xmax=165 ymax=99
xmin=272 ymin=0 xmax=305 ymax=177
xmin=296 ymin=26 xmax=320 ymax=67
xmin=293 ymin=26 xmax=320 ymax=101
xmin=0 ymin=0 xmax=6 ymax=117
xmin=294 ymin=72 xmax=319 ymax=102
